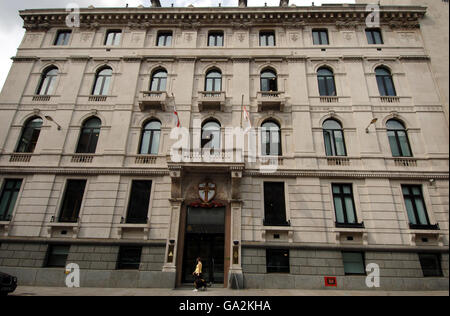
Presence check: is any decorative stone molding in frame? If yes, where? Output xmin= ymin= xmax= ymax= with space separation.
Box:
xmin=11 ymin=56 xmax=38 ymax=62
xmin=20 ymin=6 xmax=426 ymax=31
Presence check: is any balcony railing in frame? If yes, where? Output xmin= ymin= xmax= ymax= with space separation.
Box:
xmin=32 ymin=95 xmax=51 ymax=102
xmin=70 ymin=154 xmax=94 ymax=163
xmin=257 ymin=91 xmax=286 ymax=111
xmin=9 ymin=153 xmax=32 ymax=163
xmin=394 ymin=158 xmax=418 ymax=167
xmin=135 ymin=155 xmax=157 ymax=165
xmin=139 ymin=91 xmax=168 ymax=111
xmin=380 ymin=96 xmax=400 ymax=103
xmin=327 ymin=157 xmax=350 ymax=166
xmin=88 ymin=95 xmax=108 ymax=102
xmin=198 ymin=91 xmax=226 ymax=111
xmin=320 ymin=96 xmax=339 ymax=103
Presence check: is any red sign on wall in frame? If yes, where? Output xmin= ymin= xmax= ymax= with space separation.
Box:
xmin=324 ymin=277 xmax=337 ymax=287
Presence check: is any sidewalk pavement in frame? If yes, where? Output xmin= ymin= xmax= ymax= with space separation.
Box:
xmin=9 ymin=286 xmax=449 ymax=296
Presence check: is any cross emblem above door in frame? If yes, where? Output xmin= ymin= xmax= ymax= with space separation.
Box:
xmin=199 ymin=182 xmax=216 ymax=203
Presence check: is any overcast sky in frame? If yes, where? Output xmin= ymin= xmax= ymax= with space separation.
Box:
xmin=0 ymin=0 xmax=354 ymax=91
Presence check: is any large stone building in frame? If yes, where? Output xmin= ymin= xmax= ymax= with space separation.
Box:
xmin=0 ymin=0 xmax=448 ymax=290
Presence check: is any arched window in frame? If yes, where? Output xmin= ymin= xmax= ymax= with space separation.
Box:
xmin=376 ymin=67 xmax=396 ymax=96
xmin=205 ymin=70 xmax=222 ymax=92
xmin=317 ymin=67 xmax=336 ymax=96
xmin=76 ymin=117 xmax=101 ymax=154
xmin=260 ymin=69 xmax=277 ymax=92
xmin=16 ymin=117 xmax=43 ymax=153
xmin=323 ymin=119 xmax=347 ymax=157
xmin=37 ymin=67 xmax=58 ymax=95
xmin=140 ymin=120 xmax=161 ymax=155
xmin=201 ymin=120 xmax=221 ymax=151
xmin=92 ymin=67 xmax=112 ymax=96
xmin=261 ymin=120 xmax=281 ymax=156
xmin=386 ymin=119 xmax=412 ymax=157
xmin=150 ymin=69 xmax=167 ymax=92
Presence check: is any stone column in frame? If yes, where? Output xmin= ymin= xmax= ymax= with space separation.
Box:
xmin=228 ymin=168 xmax=244 ymax=289
xmin=162 ymin=166 xmax=183 ymax=287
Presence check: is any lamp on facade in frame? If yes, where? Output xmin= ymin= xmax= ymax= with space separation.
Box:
xmin=365 ymin=118 xmax=378 ymax=133
xmin=45 ymin=116 xmax=62 ymax=131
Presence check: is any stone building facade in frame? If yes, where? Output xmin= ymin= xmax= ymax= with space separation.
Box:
xmin=0 ymin=0 xmax=448 ymax=290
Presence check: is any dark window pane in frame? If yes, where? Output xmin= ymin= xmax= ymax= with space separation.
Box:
xmin=16 ymin=117 xmax=43 ymax=153
xmin=126 ymin=181 xmax=152 ymax=223
xmin=105 ymin=30 xmax=122 ymax=46
xmin=261 ymin=122 xmax=281 ymax=156
xmin=264 ymin=182 xmax=287 ymax=226
xmin=59 ymin=180 xmax=86 ymax=223
xmin=201 ymin=121 xmax=221 ymax=151
xmin=266 ymin=249 xmax=290 ymax=273
xmin=313 ymin=30 xmax=328 ymax=45
xmin=54 ymin=31 xmax=71 ymax=46
xmin=419 ymin=254 xmax=443 ymax=277
xmin=208 ymin=32 xmax=224 ymax=46
xmin=332 ymin=184 xmax=358 ymax=225
xmin=46 ymin=245 xmax=70 ymax=267
xmin=157 ymin=32 xmax=173 ymax=46
xmin=117 ymin=246 xmax=142 ymax=270
xmin=342 ymin=252 xmax=366 ymax=275
xmin=260 ymin=32 xmax=275 ymax=46
xmin=0 ymin=179 xmax=22 ymax=221
xmin=402 ymin=185 xmax=430 ymax=227
xmin=76 ymin=118 xmax=101 ymax=154
xmin=140 ymin=121 xmax=161 ymax=155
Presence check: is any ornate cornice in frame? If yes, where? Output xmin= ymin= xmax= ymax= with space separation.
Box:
xmin=19 ymin=5 xmax=427 ymax=31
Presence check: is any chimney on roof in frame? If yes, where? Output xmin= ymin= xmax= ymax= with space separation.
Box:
xmin=151 ymin=0 xmax=162 ymax=7
xmin=238 ymin=0 xmax=248 ymax=8
xmin=279 ymin=0 xmax=289 ymax=7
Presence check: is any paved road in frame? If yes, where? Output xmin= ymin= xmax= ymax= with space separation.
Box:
xmin=8 ymin=286 xmax=449 ymax=296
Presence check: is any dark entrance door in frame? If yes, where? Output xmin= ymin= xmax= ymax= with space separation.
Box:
xmin=182 ymin=207 xmax=225 ymax=284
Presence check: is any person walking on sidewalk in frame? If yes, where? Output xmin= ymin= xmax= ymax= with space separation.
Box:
xmin=193 ymin=257 xmax=207 ymax=292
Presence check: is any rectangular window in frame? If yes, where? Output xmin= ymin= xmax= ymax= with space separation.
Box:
xmin=263 ymin=182 xmax=288 ymax=226
xmin=418 ymin=253 xmax=443 ymax=277
xmin=259 ymin=31 xmax=276 ymax=47
xmin=366 ymin=28 xmax=383 ymax=45
xmin=332 ymin=184 xmax=361 ymax=227
xmin=54 ymin=30 xmax=72 ymax=46
xmin=105 ymin=30 xmax=122 ymax=46
xmin=45 ymin=245 xmax=70 ymax=267
xmin=266 ymin=249 xmax=290 ymax=273
xmin=313 ymin=29 xmax=329 ymax=45
xmin=342 ymin=252 xmax=366 ymax=275
xmin=0 ymin=179 xmax=22 ymax=221
xmin=157 ymin=32 xmax=173 ymax=46
xmin=402 ymin=185 xmax=434 ymax=229
xmin=126 ymin=181 xmax=152 ymax=224
xmin=208 ymin=31 xmax=224 ymax=47
xmin=117 ymin=246 xmax=142 ymax=270
xmin=59 ymin=180 xmax=87 ymax=223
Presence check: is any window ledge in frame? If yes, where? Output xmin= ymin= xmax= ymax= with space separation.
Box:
xmin=409 ymin=223 xmax=440 ymax=230
xmin=335 ymin=222 xmax=365 ymax=229
xmin=47 ymin=222 xmax=79 ymax=238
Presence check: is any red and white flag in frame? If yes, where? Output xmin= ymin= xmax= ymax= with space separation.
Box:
xmin=173 ymin=97 xmax=180 ymax=128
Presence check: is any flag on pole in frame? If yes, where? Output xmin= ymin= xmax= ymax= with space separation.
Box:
xmin=172 ymin=94 xmax=180 ymax=128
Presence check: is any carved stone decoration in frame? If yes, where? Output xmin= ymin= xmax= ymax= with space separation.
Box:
xmin=231 ymin=21 xmax=253 ymax=30
xmin=290 ymin=33 xmax=299 ymax=42
xmin=237 ymin=33 xmax=246 ymax=43
xmin=199 ymin=182 xmax=216 ymax=203
xmin=389 ymin=21 xmax=420 ymax=29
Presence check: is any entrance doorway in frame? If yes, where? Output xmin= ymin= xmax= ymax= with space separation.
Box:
xmin=181 ymin=207 xmax=225 ymax=285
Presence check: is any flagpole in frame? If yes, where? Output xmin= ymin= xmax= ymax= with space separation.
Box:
xmin=240 ymin=94 xmax=244 ymax=128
